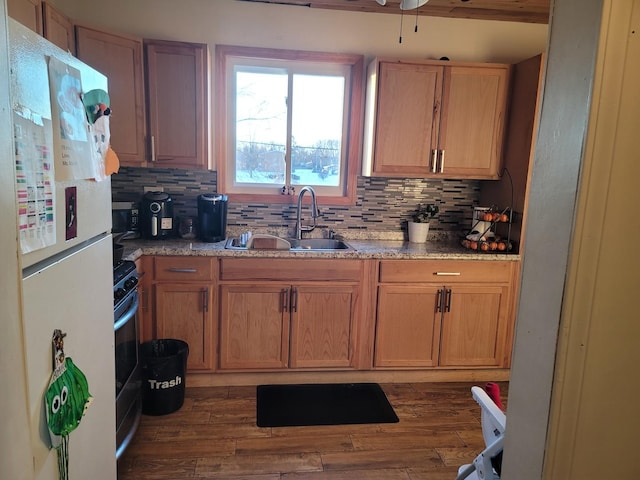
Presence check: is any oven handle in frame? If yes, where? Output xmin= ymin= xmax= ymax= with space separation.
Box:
xmin=115 ymin=292 xmax=140 ymax=332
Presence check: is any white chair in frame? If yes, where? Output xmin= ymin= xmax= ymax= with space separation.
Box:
xmin=456 ymin=386 xmax=506 ymax=480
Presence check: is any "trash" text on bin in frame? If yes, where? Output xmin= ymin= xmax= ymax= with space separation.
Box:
xmin=147 ymin=376 xmax=182 ymax=389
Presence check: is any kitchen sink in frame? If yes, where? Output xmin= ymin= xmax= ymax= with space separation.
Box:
xmin=224 ymin=236 xmax=355 ymax=252
xmin=288 ymin=238 xmax=355 ymax=251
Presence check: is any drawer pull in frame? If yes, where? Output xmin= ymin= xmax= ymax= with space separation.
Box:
xmin=151 ymin=135 xmax=156 ymax=162
xmin=203 ymin=289 xmax=209 ymax=312
xmin=281 ymin=288 xmax=289 ymax=313
xmin=167 ymin=268 xmax=198 ymax=273
xmin=291 ymin=287 xmax=298 ymax=313
xmin=434 ymin=272 xmax=461 ymax=276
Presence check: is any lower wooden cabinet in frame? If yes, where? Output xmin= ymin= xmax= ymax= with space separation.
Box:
xmin=375 ymin=285 xmax=441 ymax=368
xmin=438 ymin=284 xmax=510 ymax=367
xmin=290 ymin=285 xmax=356 ymax=369
xmin=140 ymin=255 xmax=517 ymax=376
xmin=151 ymin=257 xmax=216 ymax=371
xmin=155 ymin=282 xmax=214 ymax=371
xmin=218 ymin=258 xmax=362 ymax=371
xmin=135 ymin=256 xmax=153 ymax=343
xmin=219 ymin=284 xmax=289 ymax=370
xmin=374 ymin=259 xmax=516 ymax=369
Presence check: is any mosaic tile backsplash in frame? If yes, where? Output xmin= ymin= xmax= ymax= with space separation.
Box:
xmin=111 ymin=167 xmax=482 ymax=238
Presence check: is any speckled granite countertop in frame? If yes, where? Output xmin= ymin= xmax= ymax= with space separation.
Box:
xmin=120 ymin=236 xmax=520 ymax=262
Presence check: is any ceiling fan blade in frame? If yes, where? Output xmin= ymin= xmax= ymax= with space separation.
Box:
xmin=399 ymin=0 xmax=429 ymax=10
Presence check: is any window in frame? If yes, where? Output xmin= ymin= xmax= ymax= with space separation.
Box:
xmin=216 ymin=45 xmax=364 ymax=205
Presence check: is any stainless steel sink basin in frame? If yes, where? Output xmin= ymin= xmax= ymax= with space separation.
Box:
xmin=288 ymin=238 xmax=355 ymax=251
xmin=224 ymin=237 xmax=355 ymax=252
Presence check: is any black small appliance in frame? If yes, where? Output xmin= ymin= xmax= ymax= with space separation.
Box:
xmin=111 ymin=201 xmax=139 ymax=236
xmin=140 ymin=191 xmax=173 ymax=239
xmin=197 ymin=193 xmax=228 ymax=242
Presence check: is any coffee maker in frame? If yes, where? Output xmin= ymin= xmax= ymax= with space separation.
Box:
xmin=197 ymin=193 xmax=228 ymax=242
xmin=140 ymin=191 xmax=174 ymax=239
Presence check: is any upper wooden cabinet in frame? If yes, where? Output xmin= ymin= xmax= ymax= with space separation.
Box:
xmin=76 ymin=32 xmax=209 ymax=169
xmin=145 ymin=40 xmax=208 ymax=169
xmin=363 ymin=58 xmax=511 ymax=179
xmin=7 ymin=0 xmax=43 ymax=35
xmin=76 ymin=26 xmax=146 ymax=166
xmin=42 ymin=1 xmax=74 ymax=54
xmin=8 ymin=0 xmax=75 ymax=54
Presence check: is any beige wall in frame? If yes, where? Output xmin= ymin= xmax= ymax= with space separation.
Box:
xmin=57 ymin=0 xmax=547 ymax=64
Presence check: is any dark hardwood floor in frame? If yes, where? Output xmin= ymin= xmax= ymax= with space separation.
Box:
xmin=117 ymin=382 xmax=507 ymax=479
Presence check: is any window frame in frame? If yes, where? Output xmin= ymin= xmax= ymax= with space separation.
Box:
xmin=215 ymin=45 xmax=364 ymax=206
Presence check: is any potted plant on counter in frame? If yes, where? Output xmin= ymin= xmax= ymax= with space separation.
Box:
xmin=408 ymin=203 xmax=439 ymax=243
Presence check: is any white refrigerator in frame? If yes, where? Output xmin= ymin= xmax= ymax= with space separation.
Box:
xmin=9 ymin=19 xmax=117 ymax=479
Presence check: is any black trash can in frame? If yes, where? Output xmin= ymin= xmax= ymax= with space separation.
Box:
xmin=140 ymin=339 xmax=189 ymax=415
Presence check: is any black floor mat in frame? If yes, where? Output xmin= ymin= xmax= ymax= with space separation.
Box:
xmin=256 ymin=382 xmax=399 ymax=427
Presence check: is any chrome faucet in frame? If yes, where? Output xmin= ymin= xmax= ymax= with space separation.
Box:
xmin=295 ymin=186 xmax=319 ymax=240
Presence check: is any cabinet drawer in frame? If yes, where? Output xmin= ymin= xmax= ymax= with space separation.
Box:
xmin=220 ymin=258 xmax=362 ymax=282
xmin=379 ymin=260 xmax=514 ymax=284
xmin=154 ymin=256 xmax=214 ymax=281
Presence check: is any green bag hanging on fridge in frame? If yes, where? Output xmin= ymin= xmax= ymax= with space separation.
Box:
xmin=44 ymin=330 xmax=93 ymax=480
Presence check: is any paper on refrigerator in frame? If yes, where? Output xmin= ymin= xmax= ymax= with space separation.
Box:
xmin=13 ymin=108 xmax=56 ymax=254
xmin=48 ymin=57 xmax=95 ymax=181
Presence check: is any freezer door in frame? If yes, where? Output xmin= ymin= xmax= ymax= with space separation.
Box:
xmin=9 ymin=19 xmax=111 ymax=269
xmin=22 ymin=234 xmax=116 ymax=480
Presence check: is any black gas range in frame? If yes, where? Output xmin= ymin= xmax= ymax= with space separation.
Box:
xmin=113 ymin=259 xmax=141 ymax=460
xmin=113 ymin=260 xmax=138 ymax=309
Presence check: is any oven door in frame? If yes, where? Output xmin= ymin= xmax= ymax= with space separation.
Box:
xmin=115 ymin=289 xmax=142 ymax=459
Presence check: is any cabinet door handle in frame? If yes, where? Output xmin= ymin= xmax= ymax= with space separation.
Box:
xmin=167 ymin=268 xmax=197 ymax=273
xmin=435 ymin=272 xmax=461 ymax=276
xmin=439 ymin=149 xmax=445 ymax=173
xmin=435 ymin=289 xmax=443 ymax=313
xmin=291 ymin=287 xmax=298 ymax=313
xmin=151 ymin=135 xmax=156 ymax=162
xmin=445 ymin=288 xmax=452 ymax=313
xmin=202 ymin=288 xmax=209 ymax=312
xmin=281 ymin=288 xmax=289 ymax=313
xmin=431 ymin=149 xmax=438 ymax=173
